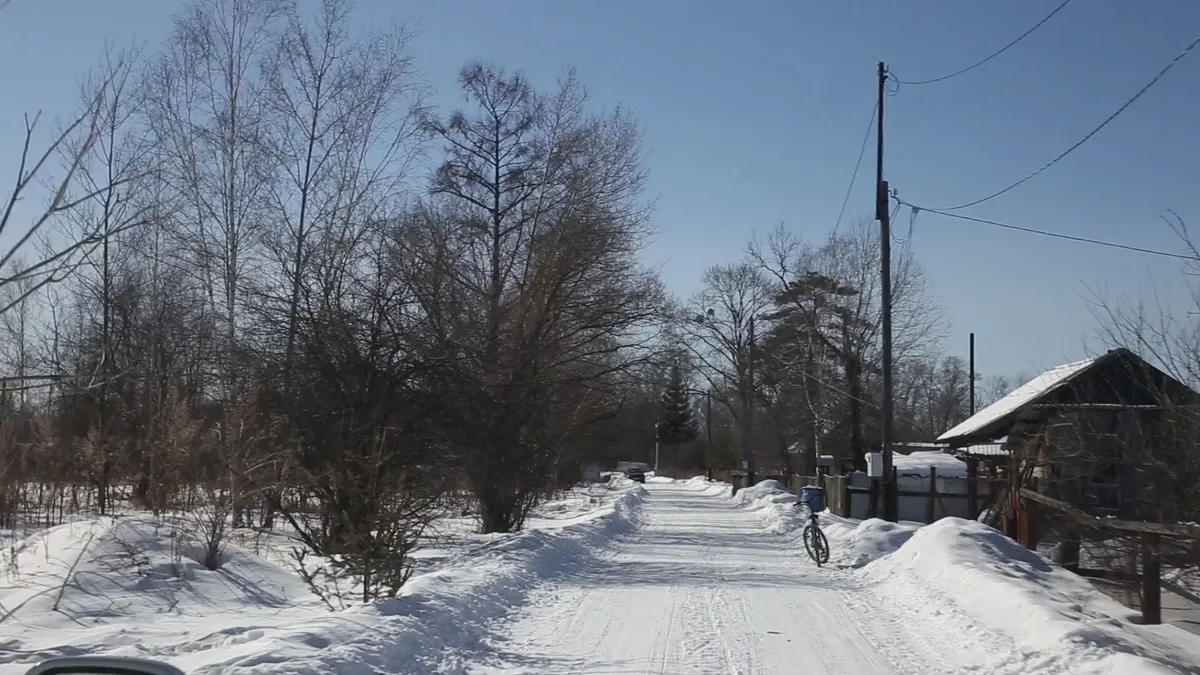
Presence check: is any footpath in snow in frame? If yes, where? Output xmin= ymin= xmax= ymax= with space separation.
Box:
xmin=467 ymin=479 xmax=1200 ymax=675
xmin=465 ymin=479 xmax=954 ymax=674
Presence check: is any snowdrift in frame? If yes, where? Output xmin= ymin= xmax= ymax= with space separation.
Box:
xmin=0 ymin=482 xmax=645 ymax=675
xmin=731 ymin=480 xmax=918 ymax=567
xmin=731 ymin=480 xmax=1200 ymax=674
xmin=864 ymin=517 xmax=1200 ymax=675
xmin=0 ymin=516 xmax=320 ymax=620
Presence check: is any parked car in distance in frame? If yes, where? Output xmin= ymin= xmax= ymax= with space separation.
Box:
xmin=615 ymin=461 xmax=651 ymax=483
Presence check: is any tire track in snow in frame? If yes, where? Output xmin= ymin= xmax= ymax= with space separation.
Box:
xmin=465 ymin=481 xmax=960 ymax=675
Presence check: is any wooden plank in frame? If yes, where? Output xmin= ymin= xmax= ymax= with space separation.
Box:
xmin=1018 ymin=489 xmax=1200 ymax=538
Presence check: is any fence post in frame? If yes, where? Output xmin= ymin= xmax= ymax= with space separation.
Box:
xmin=1142 ymin=533 xmax=1162 ymax=625
xmin=926 ymin=466 xmax=937 ymax=523
xmin=868 ymin=478 xmax=879 ymax=519
xmin=966 ymin=457 xmax=979 ymax=518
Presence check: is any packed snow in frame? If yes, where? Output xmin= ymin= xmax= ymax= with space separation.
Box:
xmin=3 ymin=476 xmax=1199 ymax=674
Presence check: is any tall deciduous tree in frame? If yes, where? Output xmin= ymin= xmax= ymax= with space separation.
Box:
xmin=419 ymin=62 xmax=662 ymax=532
xmin=680 ymin=262 xmax=775 ymax=473
xmin=147 ymin=0 xmax=287 ymax=523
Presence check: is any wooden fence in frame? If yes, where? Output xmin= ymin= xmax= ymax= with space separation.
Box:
xmin=793 ymin=468 xmax=999 ymax=523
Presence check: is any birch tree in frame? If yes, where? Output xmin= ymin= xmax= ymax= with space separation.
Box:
xmin=261 ymin=0 xmax=425 ymax=392
xmin=147 ymin=0 xmax=286 ymax=523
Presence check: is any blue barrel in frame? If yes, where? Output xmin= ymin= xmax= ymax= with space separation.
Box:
xmin=800 ymin=486 xmax=826 ymax=513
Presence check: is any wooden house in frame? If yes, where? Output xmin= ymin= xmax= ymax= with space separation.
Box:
xmin=937 ymin=348 xmax=1198 ymax=546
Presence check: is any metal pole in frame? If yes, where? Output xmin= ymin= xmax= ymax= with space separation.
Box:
xmin=969 ymin=332 xmax=976 ymax=416
xmin=877 ymin=61 xmax=897 ymax=522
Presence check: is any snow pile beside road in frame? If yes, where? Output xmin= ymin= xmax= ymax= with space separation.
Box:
xmin=827 ymin=518 xmax=917 ymax=568
xmin=730 ymin=480 xmax=916 ymax=567
xmin=0 ymin=482 xmax=645 ymax=675
xmin=864 ymin=517 xmax=1200 ymax=675
xmin=681 ymin=475 xmax=730 ymax=496
xmin=730 ymin=481 xmax=1200 ymax=672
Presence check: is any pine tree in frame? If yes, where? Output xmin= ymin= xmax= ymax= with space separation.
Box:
xmin=658 ymin=364 xmax=699 ymax=446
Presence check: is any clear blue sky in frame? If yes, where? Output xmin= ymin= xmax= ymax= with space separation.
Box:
xmin=2 ymin=0 xmax=1197 ymax=382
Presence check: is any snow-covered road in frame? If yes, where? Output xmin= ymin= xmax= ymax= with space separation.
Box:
xmin=467 ymin=480 xmax=963 ymax=675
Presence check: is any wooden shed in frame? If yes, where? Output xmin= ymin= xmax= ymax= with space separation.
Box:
xmin=938 ymin=348 xmax=1198 ymax=539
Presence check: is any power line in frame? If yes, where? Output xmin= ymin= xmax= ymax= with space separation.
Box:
xmin=895 ymin=197 xmax=1199 ymax=261
xmin=893 ymin=0 xmax=1073 ymax=86
xmin=932 ymin=34 xmax=1200 ymax=212
xmin=833 ymin=101 xmax=878 ymax=235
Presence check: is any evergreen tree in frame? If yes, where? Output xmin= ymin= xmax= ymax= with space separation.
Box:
xmin=658 ymin=364 xmax=700 ymax=445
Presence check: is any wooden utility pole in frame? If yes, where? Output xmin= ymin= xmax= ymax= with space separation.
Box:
xmin=876 ymin=61 xmax=897 ymax=522
xmin=746 ymin=315 xmax=757 ymax=488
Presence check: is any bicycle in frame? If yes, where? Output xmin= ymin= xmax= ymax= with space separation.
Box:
xmin=802 ymin=508 xmax=830 ymax=566
xmin=798 ymin=486 xmax=831 ymax=566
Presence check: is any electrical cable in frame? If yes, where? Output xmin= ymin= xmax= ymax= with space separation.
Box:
xmin=931 ymin=34 xmax=1200 ymax=212
xmin=892 ymin=0 xmax=1073 ymax=86
xmin=895 ymin=197 xmax=1199 ymax=261
xmin=833 ymin=101 xmax=878 ymax=235
xmin=890 ymin=200 xmax=911 ymax=245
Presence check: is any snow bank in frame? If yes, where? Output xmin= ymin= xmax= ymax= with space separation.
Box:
xmin=730 ymin=481 xmax=1200 ymax=673
xmin=730 ymin=480 xmax=917 ymax=567
xmin=864 ymin=517 xmax=1200 ymax=674
xmin=682 ymin=475 xmax=729 ymax=497
xmin=0 ymin=482 xmax=645 ymax=675
xmin=830 ymin=518 xmax=917 ymax=568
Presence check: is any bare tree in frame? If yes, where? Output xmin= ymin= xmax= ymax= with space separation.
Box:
xmin=0 ymin=258 xmax=36 ymax=408
xmin=0 ymin=65 xmax=139 ymax=317
xmin=261 ymin=0 xmax=426 ymax=390
xmin=146 ymin=0 xmax=287 ymax=523
xmin=746 ymin=219 xmax=946 ymax=464
xmin=252 ymin=0 xmax=428 ymax=527
xmin=679 ymin=262 xmax=775 ymax=471
xmin=979 ymin=374 xmax=1015 ymax=409
xmin=419 ymin=62 xmax=662 ymax=532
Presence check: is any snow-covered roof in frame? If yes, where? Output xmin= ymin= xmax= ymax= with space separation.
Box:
xmin=958 ymin=442 xmax=1009 ymax=457
xmin=937 ymin=357 xmax=1098 ymax=446
xmin=894 ymin=451 xmax=968 ymax=478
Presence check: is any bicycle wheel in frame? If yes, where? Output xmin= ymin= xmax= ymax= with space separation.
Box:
xmin=812 ymin=525 xmax=830 ymax=565
xmin=803 ymin=523 xmax=830 ymax=566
